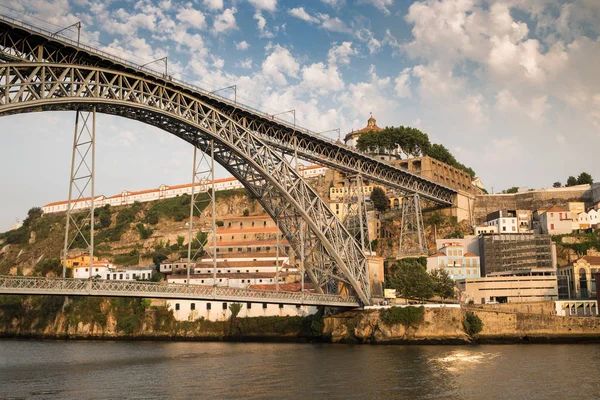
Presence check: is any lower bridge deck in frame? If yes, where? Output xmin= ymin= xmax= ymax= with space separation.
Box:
xmin=0 ymin=276 xmax=361 ymax=308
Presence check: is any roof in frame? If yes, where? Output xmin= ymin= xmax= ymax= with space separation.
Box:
xmin=217 ymin=227 xmax=278 ymax=234
xmin=577 ymin=256 xmax=600 ymax=266
xmin=544 ymin=205 xmax=569 ymax=213
xmin=344 ymin=115 xmax=383 ymax=141
xmin=168 ymin=273 xmax=292 ymax=280
xmin=464 ymin=252 xmax=477 ymax=257
xmin=220 ymin=214 xmax=271 ymax=220
xmin=210 ymin=240 xmax=289 ymax=247
xmin=248 ymin=282 xmax=315 ymax=291
xmin=194 ymin=260 xmax=290 ymax=268
xmin=44 ymin=196 xmax=103 ymax=207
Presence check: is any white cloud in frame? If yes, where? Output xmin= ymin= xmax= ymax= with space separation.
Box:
xmin=236 ymin=41 xmax=250 ymax=50
xmin=212 ymin=57 xmax=225 ymax=69
xmin=328 ymin=42 xmax=358 ymax=66
xmin=463 ymin=93 xmax=488 ymax=125
xmin=528 ymin=95 xmax=550 ymax=122
xmin=248 ymin=0 xmax=277 ymax=12
xmin=318 ymin=14 xmax=352 ymax=33
xmin=321 ymin=0 xmax=344 ymax=6
xmin=238 ymin=58 xmax=253 ymax=69
xmin=412 ymin=62 xmax=464 ymax=101
xmin=301 ymin=63 xmax=345 ymax=94
xmin=359 ymin=0 xmax=393 ymax=15
xmin=495 ymin=89 xmax=519 ymax=111
xmin=262 ymin=45 xmax=299 ymax=85
xmin=212 ymin=8 xmax=237 ymax=34
xmin=289 ymin=7 xmax=319 ymax=24
xmin=394 ymin=68 xmax=411 ymax=98
xmin=254 ymin=11 xmax=274 ymax=38
xmin=203 ymin=0 xmax=223 ymax=11
xmin=176 ymin=7 xmax=206 ymax=30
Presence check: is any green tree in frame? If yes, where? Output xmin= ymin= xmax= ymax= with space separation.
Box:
xmin=371 ymin=187 xmax=389 ymax=212
xmin=576 ymin=172 xmax=593 ymax=185
xmin=176 ymin=235 xmax=185 ymax=248
xmin=427 ymin=143 xmax=457 ymax=166
xmin=388 ymin=258 xmax=434 ymax=303
xmin=503 ymin=186 xmax=519 ymax=194
xmin=426 ymin=212 xmax=444 ymax=228
xmin=430 ymin=269 xmax=455 ymax=303
xmin=243 ymin=209 xmax=250 ymax=217
xmin=566 ymin=176 xmax=577 ymax=186
xmin=553 ymin=182 xmax=562 ymax=188
xmin=463 ymin=311 xmax=484 ymax=336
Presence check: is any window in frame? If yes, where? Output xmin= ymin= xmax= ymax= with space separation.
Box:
xmin=551 ymin=223 xmax=555 ymax=230
xmin=262 ymin=303 xmax=268 ymax=309
xmin=85 ymin=268 xmax=89 ymax=272
xmin=247 ymin=302 xmax=252 ymax=309
xmin=222 ymin=302 xmax=227 ymax=310
xmin=207 ymin=303 xmax=211 ymax=310
xmin=191 ymin=303 xmax=195 ymax=310
xmin=119 ymin=274 xmax=123 ymax=279
xmin=175 ymin=303 xmax=180 ymax=311
xmin=279 ymin=304 xmax=284 ymax=309
xmin=502 ymin=227 xmax=506 ymax=231
xmin=296 ymin=305 xmax=301 ymax=309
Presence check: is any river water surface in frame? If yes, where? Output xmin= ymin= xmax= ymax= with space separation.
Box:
xmin=1 ymin=340 xmax=600 ymax=399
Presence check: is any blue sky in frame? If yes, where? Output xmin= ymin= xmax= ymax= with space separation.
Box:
xmin=1 ymin=0 xmax=600 ymax=231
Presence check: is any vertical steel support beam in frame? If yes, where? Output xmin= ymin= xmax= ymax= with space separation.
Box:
xmin=61 ymin=108 xmax=96 ymax=278
xmin=186 ymin=142 xmax=217 ymax=286
xmin=399 ymin=194 xmax=428 ymax=257
xmin=275 ymin=220 xmax=280 ymax=291
xmin=341 ymin=174 xmax=371 ymax=254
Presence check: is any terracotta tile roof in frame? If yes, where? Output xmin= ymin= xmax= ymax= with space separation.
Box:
xmin=545 ymin=205 xmax=569 ymax=213
xmin=221 ymin=214 xmax=271 ymax=220
xmin=579 ymin=256 xmax=600 ymax=266
xmin=428 ymin=253 xmax=446 ymax=258
xmin=464 ymin=252 xmax=478 ymax=257
xmin=248 ymin=282 xmax=315 ymax=291
xmin=217 ymin=227 xmax=279 ymax=234
xmin=194 ymin=260 xmax=290 ymax=268
xmin=44 ymin=196 xmax=102 ymax=207
xmin=168 ymin=272 xmax=292 ymax=280
xmin=210 ymin=240 xmax=289 ymax=246
xmin=200 ymin=252 xmax=280 ymax=259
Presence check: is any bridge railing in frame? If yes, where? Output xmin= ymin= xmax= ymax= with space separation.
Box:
xmin=0 ymin=276 xmax=360 ymax=307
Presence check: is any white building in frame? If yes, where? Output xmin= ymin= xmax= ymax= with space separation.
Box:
xmin=427 ymin=242 xmax=481 ymax=280
xmin=73 ymin=265 xmax=154 ymax=281
xmin=486 ymin=210 xmax=518 ymax=233
xmin=538 ymin=206 xmax=573 ymax=235
xmin=475 ymin=224 xmax=498 ymax=235
xmin=458 ymin=275 xmax=559 ymax=304
xmin=42 ymin=165 xmax=327 ymax=214
xmin=167 ymin=295 xmax=317 ymax=322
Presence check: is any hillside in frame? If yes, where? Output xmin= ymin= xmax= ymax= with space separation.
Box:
xmin=0 ymin=172 xmax=336 ymax=276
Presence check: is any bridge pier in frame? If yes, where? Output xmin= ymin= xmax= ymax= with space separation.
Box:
xmin=61 ymin=108 xmax=96 ymax=278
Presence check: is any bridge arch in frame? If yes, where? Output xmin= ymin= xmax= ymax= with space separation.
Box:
xmin=0 ymin=63 xmax=371 ymax=304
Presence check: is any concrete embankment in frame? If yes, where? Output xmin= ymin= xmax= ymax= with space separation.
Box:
xmin=323 ymin=303 xmax=600 ymax=344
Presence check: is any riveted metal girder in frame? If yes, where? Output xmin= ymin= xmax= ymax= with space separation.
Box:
xmin=0 ymin=63 xmax=370 ymax=305
xmin=0 ymin=16 xmax=457 ymax=206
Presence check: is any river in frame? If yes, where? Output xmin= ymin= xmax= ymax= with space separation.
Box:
xmin=1 ymin=340 xmax=600 ymax=399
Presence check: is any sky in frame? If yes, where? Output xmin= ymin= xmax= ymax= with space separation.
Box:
xmin=0 ymin=0 xmax=599 ymax=231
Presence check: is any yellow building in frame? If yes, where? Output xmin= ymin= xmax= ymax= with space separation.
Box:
xmin=63 ymin=255 xmax=99 ymax=268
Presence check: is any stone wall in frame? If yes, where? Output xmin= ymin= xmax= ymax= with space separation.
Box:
xmin=324 ymin=304 xmax=600 ymax=344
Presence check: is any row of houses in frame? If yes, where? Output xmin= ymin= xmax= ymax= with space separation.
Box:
xmin=476 ymin=203 xmax=600 ymax=236
xmin=41 ymin=165 xmax=328 ymax=214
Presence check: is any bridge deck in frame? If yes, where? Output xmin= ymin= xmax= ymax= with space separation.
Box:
xmin=0 ymin=276 xmax=360 ymax=307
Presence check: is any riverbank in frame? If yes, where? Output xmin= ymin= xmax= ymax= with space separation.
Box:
xmin=1 ymin=296 xmax=599 ymax=344
xmin=323 ymin=304 xmax=600 ymax=345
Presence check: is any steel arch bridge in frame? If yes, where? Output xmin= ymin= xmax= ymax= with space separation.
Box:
xmin=0 ymin=16 xmax=458 ymax=306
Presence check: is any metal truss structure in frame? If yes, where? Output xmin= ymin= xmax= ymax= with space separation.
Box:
xmin=0 ymin=16 xmax=457 ymax=207
xmin=61 ymin=108 xmax=95 ymax=278
xmin=186 ymin=143 xmax=217 ymax=284
xmin=0 ymin=276 xmax=360 ymax=307
xmin=399 ymin=195 xmax=428 ymax=257
xmin=340 ymin=175 xmax=371 ymax=253
xmin=0 ymin=63 xmax=370 ymax=305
